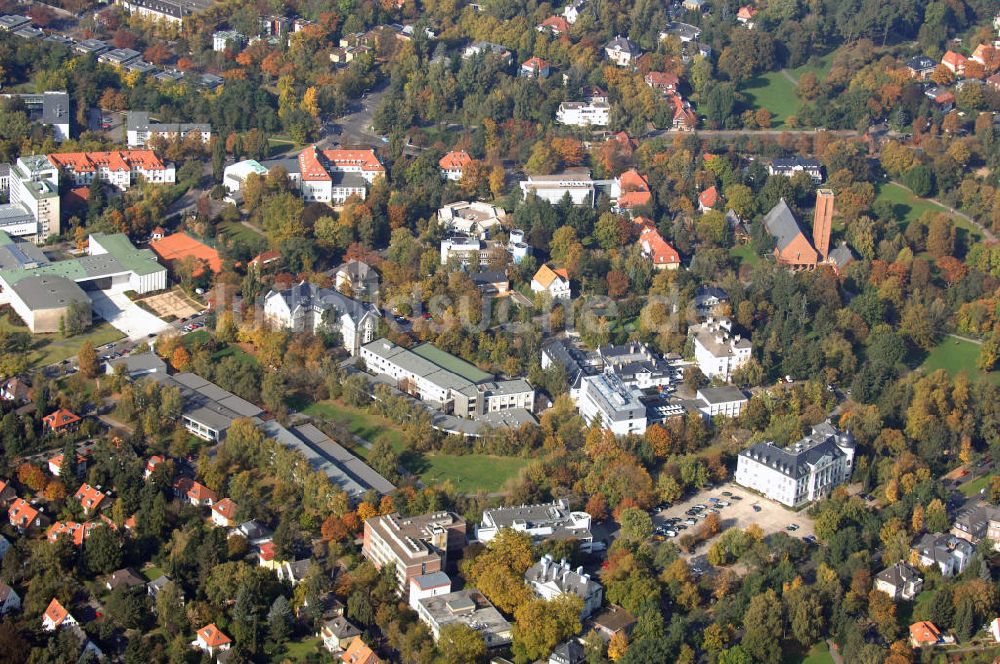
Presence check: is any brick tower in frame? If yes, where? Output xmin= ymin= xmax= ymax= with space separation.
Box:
xmin=812 ymin=189 xmax=834 ymax=261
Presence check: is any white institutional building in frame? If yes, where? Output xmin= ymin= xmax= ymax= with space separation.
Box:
xmin=689 ymin=317 xmax=752 ymax=381
xmin=556 ymin=100 xmax=610 ymax=127
xmin=735 ymin=421 xmax=855 ymax=507
xmin=263 ymin=281 xmax=380 ymax=355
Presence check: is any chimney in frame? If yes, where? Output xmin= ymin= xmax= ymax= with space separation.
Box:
xmin=813 ymin=189 xmax=834 ymax=261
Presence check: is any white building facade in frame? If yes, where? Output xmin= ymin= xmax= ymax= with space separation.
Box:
xmin=690 ymin=317 xmax=751 ymax=381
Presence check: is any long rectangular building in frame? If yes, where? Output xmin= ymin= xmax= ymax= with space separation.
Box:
xmin=47 ymin=150 xmax=175 ymax=191
xmin=126 ymin=111 xmax=211 ymax=148
xmin=362 ymin=512 xmax=467 ymax=589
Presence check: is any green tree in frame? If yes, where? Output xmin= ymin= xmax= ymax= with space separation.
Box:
xmin=267 ymin=595 xmax=292 ymax=643
xmin=618 ymin=507 xmax=653 ymax=544
xmin=742 ymin=589 xmax=783 ymax=664
xmin=84 ymin=525 xmax=122 ymax=575
xmin=437 ymin=623 xmax=486 ymax=664
xmin=58 ymin=441 xmax=76 ymax=480
xmin=955 ymin=595 xmax=975 ymax=642
xmin=512 ymin=595 xmax=583 ymax=662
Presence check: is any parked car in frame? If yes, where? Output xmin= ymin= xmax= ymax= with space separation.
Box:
xmin=786 ymin=523 xmax=799 ymax=531
xmin=721 ymin=491 xmax=733 ymax=497
xmin=685 ymin=518 xmax=697 ymax=525
xmin=752 ymin=504 xmax=762 ymax=512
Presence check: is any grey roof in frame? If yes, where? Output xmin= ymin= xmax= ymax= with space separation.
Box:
xmin=323 ymin=616 xmax=361 ymax=639
xmin=260 ymin=156 xmax=299 ymax=174
xmin=100 ymin=48 xmax=142 ymax=64
xmin=13 ymin=26 xmax=43 ymax=39
xmin=738 ymin=421 xmax=855 ymax=480
xmin=694 ymin=284 xmax=728 ymax=304
xmin=289 ymin=423 xmax=396 ymax=496
xmin=412 ymin=571 xmax=451 ymax=590
xmin=147 ymin=575 xmax=171 ymax=592
xmin=582 ymin=373 xmax=645 ymax=422
xmin=470 ymin=270 xmax=508 ymax=285
xmin=827 ymin=242 xmax=855 ymax=268
xmin=147 ymin=371 xmax=261 ymax=434
xmin=876 ymin=562 xmax=921 ymax=587
xmin=122 ymin=0 xmax=213 ymax=19
xmin=108 ymin=352 xmax=167 ymax=376
xmin=234 ymin=520 xmax=273 ymax=541
xmin=417 ymin=589 xmax=511 ymax=643
xmin=762 ymin=198 xmax=806 ymax=252
xmin=154 ymin=69 xmax=185 ymax=82
xmin=337 ymin=259 xmax=377 ymax=282
xmin=44 ymin=34 xmax=74 ymax=46
xmin=697 ymin=386 xmax=748 ymax=404
xmin=269 ymin=281 xmax=377 ymax=326
xmin=542 ymin=338 xmax=597 ymax=390
xmin=525 ymin=555 xmax=601 ymax=598
xmin=606 ymin=35 xmax=639 ymax=55
xmin=770 ymin=156 xmax=822 ymax=172
xmin=331 ymin=171 xmax=367 ymax=188
xmin=482 ymin=499 xmax=592 ymax=541
xmin=0 ymin=15 xmax=30 ymax=31
xmin=915 ymin=533 xmax=973 ymax=566
xmin=127 ymin=111 xmax=210 ymax=133
xmin=0 ymin=204 xmax=36 ymax=229
xmin=477 ymin=409 xmax=537 ymax=428
xmin=550 ymin=640 xmax=586 ymax=664
xmin=108 ymin=567 xmax=146 ymax=590
xmin=8 ymin=275 xmax=89 ymax=310
xmin=906 ymin=55 xmax=936 ymax=70
xmin=74 ymin=39 xmax=109 ymax=54
xmin=126 ymin=60 xmax=158 ymax=74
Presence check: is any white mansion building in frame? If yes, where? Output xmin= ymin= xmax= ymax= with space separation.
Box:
xmin=263 ymin=280 xmax=380 ymax=355
xmin=735 ymin=421 xmax=855 ymax=507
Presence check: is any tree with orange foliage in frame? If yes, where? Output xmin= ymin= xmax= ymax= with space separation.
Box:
xmin=144 ymin=43 xmax=172 ymax=65
xmin=356 ymin=502 xmax=377 ymax=522
xmin=321 ymin=514 xmax=348 ymax=542
xmin=44 ymin=480 xmax=67 ymax=502
xmin=585 ymin=493 xmax=608 ymax=521
xmin=608 ymin=631 xmax=629 ymax=660
xmin=176 ymin=57 xmax=195 ymax=71
xmin=341 ymin=511 xmax=361 ymax=533
xmin=378 ymin=495 xmax=395 ymax=515
xmin=17 ymin=463 xmax=47 ymax=492
xmin=930 ymin=64 xmax=955 ymax=85
xmin=607 ymin=271 xmax=630 ymax=298
xmin=170 ymin=346 xmax=191 ymax=372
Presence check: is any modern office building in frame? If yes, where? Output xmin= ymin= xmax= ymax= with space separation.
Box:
xmin=362 ymin=511 xmax=467 ymax=589
xmin=477 ymin=499 xmax=596 ymax=551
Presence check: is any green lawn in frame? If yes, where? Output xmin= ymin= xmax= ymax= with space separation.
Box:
xmin=275 ymin=636 xmax=321 ymax=662
xmin=297 ymin=398 xmax=529 ymax=492
xmin=730 ymin=243 xmax=761 ymax=267
xmin=789 ymin=53 xmax=834 ymax=83
xmin=141 ymin=565 xmax=164 ymax=581
xmin=218 ymin=221 xmax=267 ymax=248
xmin=960 ymin=473 xmax=994 ymax=498
xmin=800 ymin=642 xmax=835 ymax=664
xmin=0 ymin=310 xmax=124 ymax=367
xmin=741 ymin=71 xmax=802 ymax=127
xmin=920 ymin=336 xmax=999 ymax=385
xmin=876 ymin=182 xmax=982 ymax=242
xmin=212 ymin=344 xmax=260 ymax=368
xmin=267 ymin=136 xmax=298 ymax=157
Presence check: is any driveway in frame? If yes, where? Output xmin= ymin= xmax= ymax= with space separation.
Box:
xmin=89 ymin=290 xmax=171 ymax=340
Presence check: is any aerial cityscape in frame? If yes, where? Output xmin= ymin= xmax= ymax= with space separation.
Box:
xmin=0 ymin=0 xmax=997 ymax=663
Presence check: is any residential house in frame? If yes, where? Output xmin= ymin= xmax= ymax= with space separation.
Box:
xmin=768 ymin=157 xmax=823 ymax=182
xmin=736 ymin=5 xmax=758 ymax=25
xmin=520 ymin=56 xmax=551 ymax=78
xmin=645 ymin=71 xmax=679 ymax=93
xmin=906 ymin=55 xmax=938 ymax=79
xmin=563 ymin=0 xmax=586 ymax=24
xmin=0 ymin=376 xmax=30 ymax=403
xmin=942 ymin=50 xmax=968 ymax=76
xmin=556 ymin=100 xmax=610 ymax=126
xmin=42 ymin=408 xmax=81 ymax=435
xmin=694 ymin=284 xmax=728 ymax=317
xmin=605 ymin=35 xmax=640 ymax=67
xmin=334 ymin=260 xmax=379 ymax=300
xmin=438 ymin=201 xmax=506 ymax=238
xmin=531 ymin=264 xmax=571 ymax=300
xmin=924 ymin=86 xmax=956 ymax=111
xmin=0 ymin=582 xmax=20 ymax=615
xmin=46 ymin=521 xmax=102 ymax=547
xmin=187 ymin=481 xmax=218 ymax=507
xmin=212 ymin=30 xmax=245 ymax=52
xmin=477 ymin=499 xmax=595 ymax=551
xmin=362 ymin=511 xmax=467 ymax=589
xmin=549 ymin=641 xmax=586 ymax=664
xmin=519 ymin=169 xmax=597 ymax=205
xmin=439 ymin=150 xmax=473 ymax=181
xmin=913 ymin=533 xmax=973 ymax=577
xmin=470 ymin=270 xmax=510 ymax=296
xmin=144 ymin=455 xmax=165 ymax=479
xmin=698 ymin=185 xmax=720 ymax=212
xmin=689 ymin=316 xmax=751 ymax=381
xmin=537 ymin=15 xmax=570 ymax=36
xmin=147 ymin=575 xmax=174 ymax=599
xmin=525 ymin=555 xmax=604 ymax=618
xmin=875 ymin=562 xmax=923 ymax=601
xmin=339 ymin=637 xmax=381 ymax=663
xmin=211 ymin=498 xmax=238 ymax=528
xmin=408 ymin=571 xmax=452 ymax=610
xmin=0 ymin=480 xmax=16 ymax=507
xmin=735 ymin=421 xmax=856 ymax=508
xmin=73 ymin=483 xmax=106 ymax=515
xmin=461 ymin=42 xmax=513 ymax=65
xmin=910 ymin=621 xmax=947 ymax=648
xmin=106 ymin=568 xmax=146 ymax=592
xmin=48 ymin=451 xmax=87 ymax=477
xmin=682 ymin=0 xmax=705 ymax=10
xmin=258 ymin=541 xmax=284 ymax=570
xmin=8 ymin=498 xmax=42 ymax=531
xmin=233 ymin=520 xmax=274 ymax=546
xmin=277 ymin=559 xmax=313 ymax=585
xmin=972 ymin=43 xmax=1000 ymax=71
xmin=636 ymin=223 xmax=681 ymax=270
xmin=321 ymin=616 xmax=362 ymax=654
xmin=43 ymin=598 xmax=76 ymax=631
xmin=661 ymin=21 xmax=701 ymax=43
xmin=668 ymin=92 xmax=697 ymax=130
xmin=614 ymin=169 xmax=652 ymax=212
xmin=263 ymin=281 xmax=380 ymax=355
xmin=589 ymin=605 xmax=637 ymax=642
xmin=193 ymin=624 xmax=232 ymax=656
xmin=987 ymin=73 xmax=1000 ymax=91
xmin=249 ymin=250 xmax=282 ymax=273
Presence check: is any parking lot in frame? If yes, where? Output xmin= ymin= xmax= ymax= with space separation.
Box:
xmin=651 ymin=481 xmax=816 ymax=560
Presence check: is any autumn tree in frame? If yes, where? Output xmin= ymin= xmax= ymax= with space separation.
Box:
xmin=742 ymin=589 xmax=783 ymax=664
xmin=77 ymin=341 xmax=98 ymax=379
xmin=512 ymin=595 xmax=583 ymax=662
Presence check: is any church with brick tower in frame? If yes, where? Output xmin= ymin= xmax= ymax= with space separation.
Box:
xmin=762 ymin=189 xmax=852 ymax=273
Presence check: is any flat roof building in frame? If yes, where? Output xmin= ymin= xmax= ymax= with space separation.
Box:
xmin=416 ymin=590 xmax=512 ymax=647
xmin=477 ymin=498 xmax=596 ymax=551
xmin=362 ymin=511 xmax=467 ymax=589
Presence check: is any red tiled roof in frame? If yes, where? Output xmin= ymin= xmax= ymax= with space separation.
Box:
xmin=197 ymin=624 xmax=232 ymax=648
xmin=645 ymin=71 xmax=679 ymax=88
xmin=532 ymin=264 xmax=569 ymax=288
xmin=522 ymin=56 xmax=550 ymax=71
xmin=320 ymin=148 xmax=384 ymax=173
xmin=737 ymin=5 xmax=758 ymax=19
xmin=46 ymin=520 xmax=101 ymax=546
xmin=43 ymin=409 xmax=80 ymax=430
xmin=187 ymin=481 xmax=218 ymax=503
xmin=44 ymin=598 xmax=70 ymax=627
xmin=340 ymin=638 xmax=381 ymax=664
xmin=942 ymin=50 xmax=967 ymax=67
xmin=48 ymin=150 xmax=167 ymax=173
xmin=439 ymin=150 xmax=473 ymax=170
xmin=8 ymin=498 xmax=38 ymax=527
xmin=249 ymin=250 xmax=281 ymax=267
xmin=212 ymin=498 xmax=237 ymax=520
xmin=618 ymin=168 xmax=649 ymax=192
xmin=910 ymin=621 xmax=942 ymax=646
xmin=259 ymin=541 xmax=277 ymax=561
xmin=699 ymin=186 xmax=720 ymax=209
xmin=74 ymin=483 xmax=106 ymax=511
xmin=639 ymin=227 xmax=680 ymax=266
xmin=539 ymin=15 xmax=569 ymax=33
xmin=146 ymin=455 xmax=164 ymax=473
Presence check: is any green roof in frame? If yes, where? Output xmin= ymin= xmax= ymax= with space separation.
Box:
xmin=90 ymin=232 xmax=164 ymax=276
xmin=0 ymin=233 xmax=164 ymax=285
xmin=411 ymin=343 xmax=492 ymax=384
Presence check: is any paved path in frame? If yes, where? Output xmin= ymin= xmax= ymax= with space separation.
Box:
xmin=948 ymin=333 xmax=983 ymax=346
xmin=890 ymin=181 xmax=996 ymax=242
xmin=827 ymin=640 xmax=844 ymax=664
xmin=780 ymin=69 xmax=799 ymax=85
xmin=90 ymin=291 xmax=172 ymax=341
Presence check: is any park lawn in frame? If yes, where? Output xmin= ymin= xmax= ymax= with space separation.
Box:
xmin=267 ymin=136 xmax=297 ymax=156
xmin=0 ymin=311 xmax=125 ymax=367
xmin=275 ymin=636 xmax=321 ymax=662
xmin=300 ymin=398 xmax=406 ymax=452
xmin=212 ymin=343 xmax=260 ymax=368
xmin=789 ymin=53 xmax=834 ymax=83
xmin=799 ymin=642 xmax=835 ymax=664
xmin=730 ymin=243 xmax=761 ymax=267
xmin=417 ymin=453 xmax=530 ymax=494
xmin=181 ymin=329 xmax=213 ymax=348
xmin=920 ymin=336 xmax=1000 ymax=386
xmin=741 ymin=71 xmax=802 ymax=127
xmin=218 ymin=220 xmax=267 ymax=248
xmin=960 ymin=474 xmax=994 ymax=498
xmin=876 ymin=182 xmax=982 ymax=242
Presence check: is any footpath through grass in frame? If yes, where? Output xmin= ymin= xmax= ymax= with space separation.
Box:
xmin=298 ymin=397 xmax=530 ymax=493
xmin=920 ymin=336 xmax=999 ymax=386
xmin=741 ymin=71 xmax=801 ymax=127
xmin=876 ymin=182 xmax=982 ymax=242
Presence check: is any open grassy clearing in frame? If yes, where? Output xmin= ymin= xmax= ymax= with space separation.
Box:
xmin=741 ymin=71 xmax=802 ymax=127
xmin=919 ymin=336 xmax=999 ymax=386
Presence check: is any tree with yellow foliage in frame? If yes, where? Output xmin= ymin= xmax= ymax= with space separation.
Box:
xmin=607 ymin=631 xmax=629 ymax=660
xmin=301 ymin=86 xmax=320 ymax=119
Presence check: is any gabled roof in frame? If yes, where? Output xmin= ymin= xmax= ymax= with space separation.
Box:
xmin=44 ymin=598 xmax=70 ymax=627
xmin=43 ymin=409 xmax=80 ymax=429
xmin=340 ymin=638 xmax=381 ymax=664
xmin=187 ymin=481 xmax=218 ymax=503
xmin=539 ymin=15 xmax=569 ymax=33
xmin=521 ymin=56 xmax=550 ymax=71
xmin=107 ymin=567 xmax=146 ymax=590
xmin=8 ymin=498 xmax=38 ymax=526
xmin=638 ymin=227 xmax=681 ymax=266
xmin=197 ymin=623 xmax=232 ymax=648
xmin=645 ymin=71 xmax=679 ymax=88
xmin=439 ymin=150 xmax=473 ymax=170
xmin=737 ymin=5 xmax=758 ymax=19
xmin=212 ymin=497 xmax=237 ymax=519
xmin=877 ymin=562 xmax=921 ymax=587
xmin=74 ymin=483 xmax=106 ymax=511
xmin=909 ymin=621 xmax=941 ymax=645
xmin=905 ymin=55 xmax=936 ymax=70
xmin=605 ymin=35 xmax=638 ymax=55
xmin=699 ymin=185 xmax=719 ymax=208
xmin=942 ymin=50 xmax=968 ymax=67
xmin=762 ymin=198 xmax=808 ymax=252
xmin=532 ymin=264 xmax=569 ymax=288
